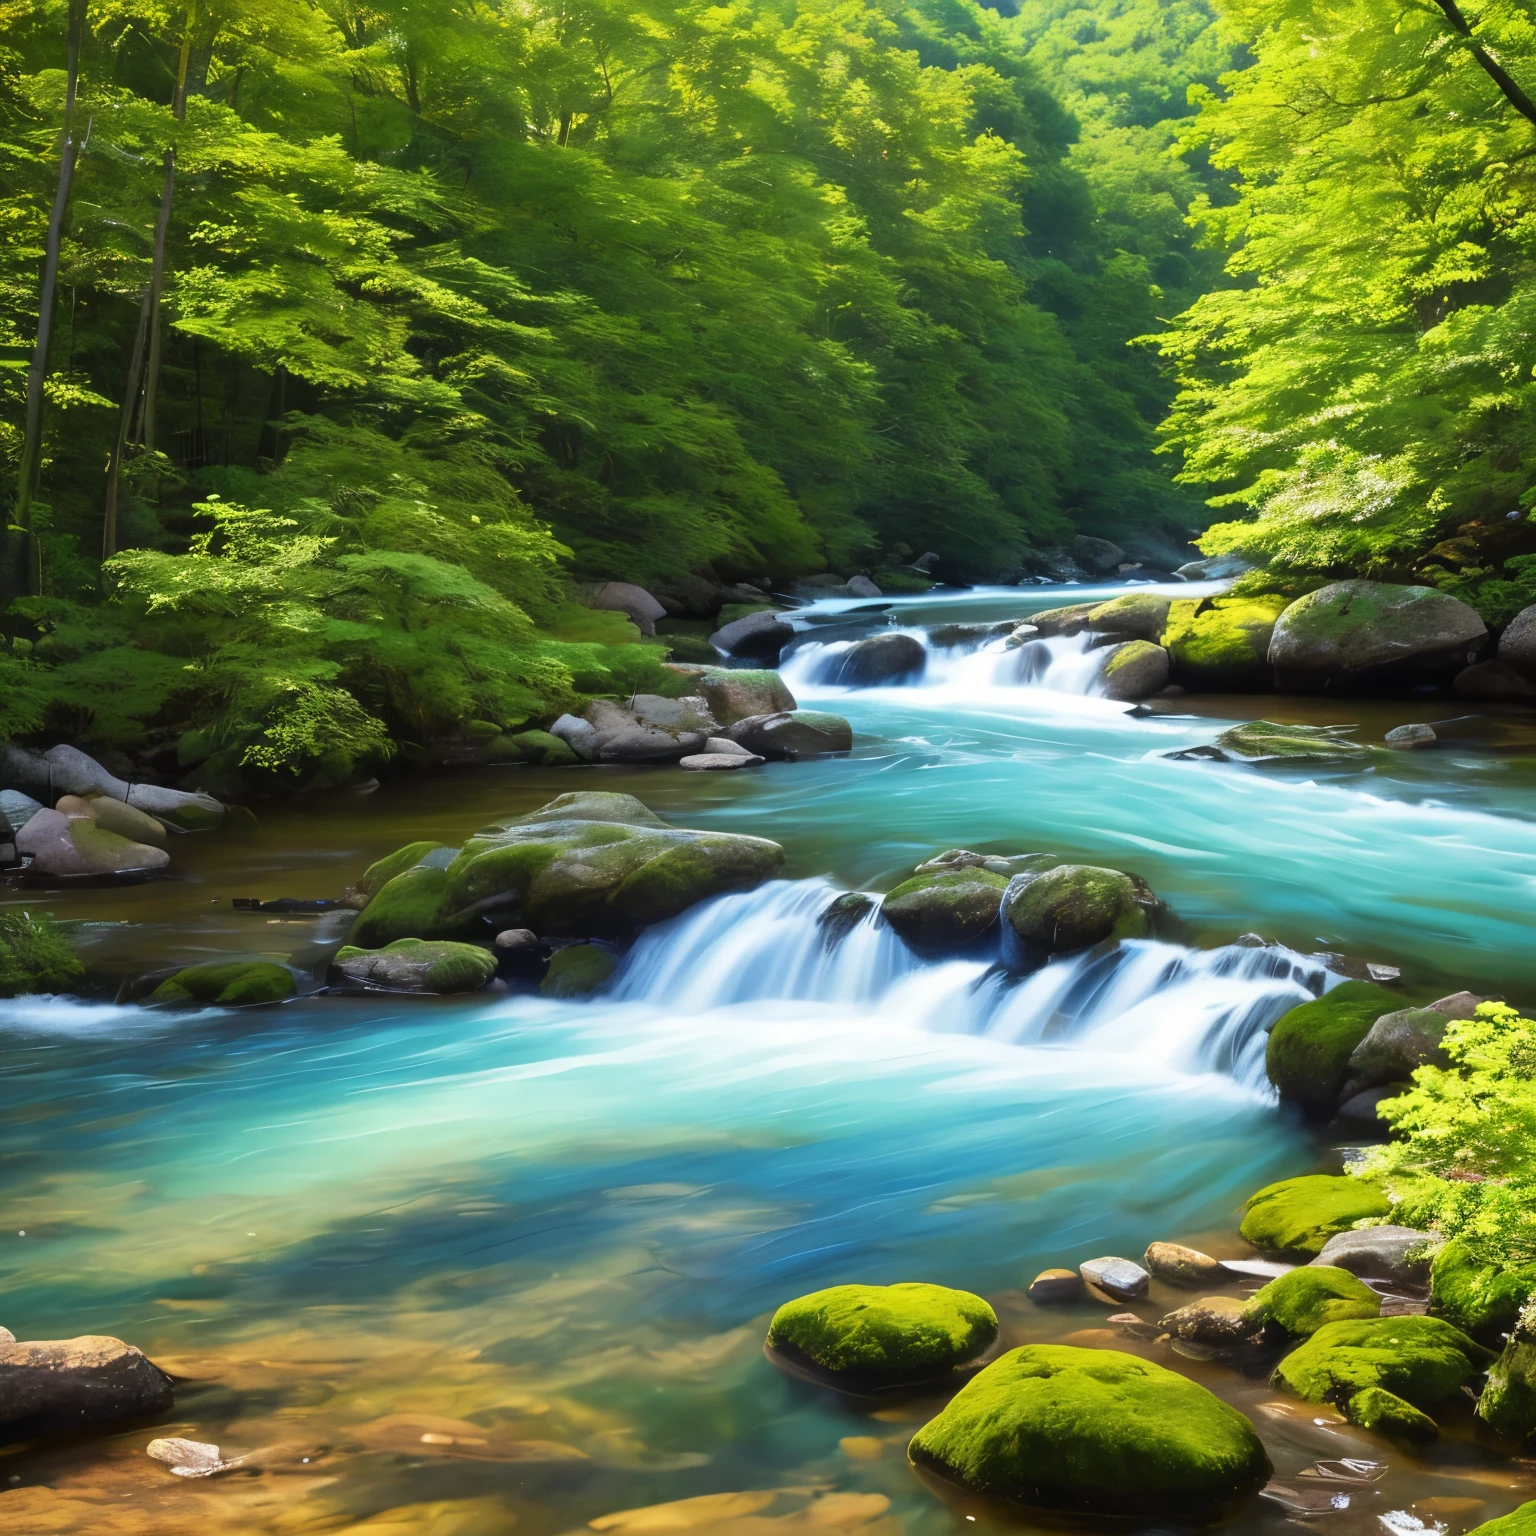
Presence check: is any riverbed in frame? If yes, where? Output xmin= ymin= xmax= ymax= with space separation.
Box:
xmin=2 ymin=583 xmax=1535 ymax=1536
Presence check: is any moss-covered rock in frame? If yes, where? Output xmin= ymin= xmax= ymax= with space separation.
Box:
xmin=1274 ymin=1316 xmax=1492 ymax=1416
xmin=1097 ymin=640 xmax=1170 ymax=702
xmin=729 ymin=710 xmax=853 ymax=758
xmin=150 ymin=960 xmax=296 ymax=1007
xmin=1086 ymin=592 xmax=1171 ymax=642
xmin=359 ymin=841 xmax=450 ymax=904
xmin=1478 ymin=1309 xmax=1536 ymax=1439
xmin=1027 ymin=603 xmax=1099 ymax=637
xmin=766 ymin=1282 xmax=996 ymax=1390
xmin=697 ymin=668 xmax=796 ymax=726
xmin=331 ymin=939 xmax=496 ymax=994
xmin=499 ymin=730 xmax=579 ymax=767
xmin=1243 ymin=1266 xmax=1381 ymax=1337
xmin=1239 ymin=1174 xmax=1392 ymax=1257
xmin=540 ymin=943 xmax=616 ymax=997
xmin=907 ymin=1345 xmax=1271 ymax=1521
xmin=1163 ymin=595 xmax=1289 ymax=690
xmin=1471 ymin=1501 xmax=1536 ymax=1536
xmin=1002 ymin=864 xmax=1160 ymax=956
xmin=880 ymin=868 xmax=1008 ymax=954
xmin=348 ymin=863 xmax=453 ymax=947
xmin=1344 ymin=1386 xmax=1438 ymax=1440
xmin=1265 ymin=981 xmax=1397 ymax=1114
xmin=1431 ymin=1237 xmax=1536 ymax=1342
xmin=511 ymin=791 xmax=667 ymax=828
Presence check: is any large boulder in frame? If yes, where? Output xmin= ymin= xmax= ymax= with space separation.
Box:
xmin=1086 ymin=592 xmax=1171 ymax=642
xmin=765 ymin=1282 xmax=996 ymax=1391
xmin=58 ymin=794 xmax=166 ymax=844
xmin=348 ymin=794 xmax=784 ymax=945
xmin=1002 ymin=864 xmax=1160 ymax=958
xmin=880 ymin=868 xmax=1008 ymax=954
xmin=0 ymin=743 xmax=224 ymax=830
xmin=548 ymin=714 xmax=600 ymax=762
xmin=1265 ymin=981 xmax=1397 ymax=1114
xmin=149 ymin=960 xmax=296 ymax=1007
xmin=697 ymin=668 xmax=795 ymax=726
xmin=1024 ymin=603 xmax=1099 ymax=637
xmin=0 ymin=1336 xmax=174 ymax=1438
xmin=1499 ymin=603 xmax=1536 ymax=680
xmin=1268 ymin=581 xmax=1487 ymax=691
xmin=907 ymin=1345 xmax=1270 ymax=1521
xmin=728 ymin=710 xmax=852 ymax=758
xmin=330 ymin=939 xmax=496 ymax=995
xmin=1431 ymin=1237 xmax=1536 ymax=1342
xmin=1096 ymin=640 xmax=1170 ymax=701
xmin=710 ymin=610 xmax=794 ymax=662
xmin=1312 ymin=1226 xmax=1432 ymax=1289
xmin=1239 ymin=1174 xmax=1392 ymax=1257
xmin=1162 ymin=595 xmax=1288 ymax=690
xmin=832 ymin=632 xmax=926 ymax=686
xmin=17 ymin=808 xmax=170 ymax=878
xmin=587 ymin=581 xmax=665 ymax=636
xmin=1242 ymin=1266 xmax=1380 ymax=1338
xmin=1070 ymin=535 xmax=1125 ymax=572
xmin=1342 ymin=1008 xmax=1452 ymax=1097
xmin=1454 ymin=660 xmax=1536 ymax=698
xmin=583 ymin=699 xmax=705 ymax=763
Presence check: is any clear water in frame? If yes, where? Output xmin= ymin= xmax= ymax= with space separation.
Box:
xmin=3 ymin=581 xmax=1535 ymax=1535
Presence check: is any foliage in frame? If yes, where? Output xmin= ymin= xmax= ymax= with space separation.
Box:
xmin=0 ymin=907 xmax=83 ymax=997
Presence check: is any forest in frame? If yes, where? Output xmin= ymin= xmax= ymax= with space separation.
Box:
xmin=3 ymin=0 xmax=1536 ymax=787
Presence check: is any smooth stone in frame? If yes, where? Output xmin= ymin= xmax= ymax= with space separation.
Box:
xmin=696 ymin=668 xmax=795 ymax=726
xmin=728 ymin=710 xmax=852 ymax=759
xmin=710 ymin=609 xmax=794 ymax=661
xmin=498 ymin=729 xmax=578 ymax=766
xmin=1334 ymin=1084 xmax=1405 ymax=1127
xmin=1244 ymin=1266 xmax=1381 ymax=1337
xmin=679 ymin=753 xmax=759 ymax=770
xmin=847 ymin=574 xmax=882 ymax=597
xmin=0 ymin=1336 xmax=173 ymax=1436
xmin=1162 ymin=594 xmax=1287 ymax=690
xmin=1071 ymin=535 xmax=1125 ymax=572
xmin=17 ymin=808 xmax=170 ymax=877
xmin=57 ymin=793 xmax=167 ymax=844
xmin=1003 ymin=623 xmax=1041 ymax=647
xmin=1429 ymin=989 xmax=1485 ymax=1017
xmin=1107 ymin=1312 xmax=1164 ymax=1341
xmin=1028 ymin=1269 xmax=1085 ymax=1303
xmin=1158 ymin=1296 xmax=1254 ymax=1345
xmin=1079 ymin=1256 xmax=1150 ymax=1300
xmin=1097 ymin=640 xmax=1170 ymax=701
xmin=330 ymin=940 xmax=496 ymax=995
xmin=1239 ymin=1174 xmax=1391 ymax=1256
xmin=1003 ymin=864 xmax=1161 ymax=957
xmin=1023 ymin=603 xmax=1098 ymax=637
xmin=494 ymin=928 xmax=538 ymax=949
xmin=704 ymin=736 xmax=757 ymax=757
xmin=548 ymin=713 xmax=599 ymax=761
xmin=1265 ymin=980 xmax=1398 ymax=1114
xmin=1144 ymin=1242 xmax=1224 ymax=1287
xmin=1343 ymin=1008 xmax=1452 ymax=1095
xmin=1384 ymin=722 xmax=1437 ymax=749
xmin=880 ymin=868 xmax=1007 ymax=954
xmin=149 ymin=960 xmax=296 ymax=1007
xmin=586 ymin=580 xmax=666 ymax=636
xmin=1499 ymin=603 xmax=1536 ymax=680
xmin=833 ymin=632 xmax=926 ymax=686
xmin=1086 ymin=591 xmax=1171 ymax=641
xmin=1312 ymin=1226 xmax=1434 ymax=1288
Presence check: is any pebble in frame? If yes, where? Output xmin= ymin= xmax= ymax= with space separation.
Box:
xmin=1079 ymin=1256 xmax=1149 ymax=1300
xmin=1027 ymin=1268 xmax=1084 ymax=1303
xmin=1144 ymin=1241 xmax=1223 ymax=1287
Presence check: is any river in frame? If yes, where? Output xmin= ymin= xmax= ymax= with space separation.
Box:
xmin=2 ymin=582 xmax=1534 ymax=1535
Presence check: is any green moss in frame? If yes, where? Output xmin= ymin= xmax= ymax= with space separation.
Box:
xmin=1274 ymin=1316 xmax=1492 ymax=1409
xmin=881 ymin=868 xmax=1008 ymax=953
xmin=1240 ymin=1174 xmax=1392 ymax=1256
xmin=1164 ymin=595 xmax=1288 ymax=683
xmin=504 ymin=730 xmax=579 ymax=766
xmin=1087 ymin=592 xmax=1171 ymax=640
xmin=1003 ymin=864 xmax=1156 ymax=954
xmin=1480 ymin=1333 xmax=1536 ymax=1440
xmin=1243 ymin=1266 xmax=1381 ymax=1337
xmin=907 ymin=1345 xmax=1271 ymax=1521
xmin=698 ymin=668 xmax=796 ymax=725
xmin=541 ymin=944 xmax=616 ymax=997
xmin=149 ymin=960 xmax=295 ymax=1007
xmin=767 ymin=1282 xmax=996 ymax=1389
xmin=1344 ymin=1386 xmax=1439 ymax=1440
xmin=1431 ymin=1237 xmax=1536 ymax=1341
xmin=445 ymin=837 xmax=567 ymax=918
xmin=1471 ymin=1501 xmax=1536 ymax=1536
xmin=360 ymin=841 xmax=449 ymax=901
xmin=0 ymin=911 xmax=83 ymax=997
xmin=347 ymin=863 xmax=453 ymax=947
xmin=1265 ymin=981 xmax=1396 ymax=1113
xmin=1101 ymin=639 xmax=1163 ymax=677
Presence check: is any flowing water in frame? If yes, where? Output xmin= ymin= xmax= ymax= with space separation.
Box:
xmin=5 ymin=582 xmax=1536 ymax=1535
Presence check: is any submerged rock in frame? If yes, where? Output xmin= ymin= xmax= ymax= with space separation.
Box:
xmin=0 ymin=1336 xmax=173 ymax=1438
xmin=1455 ymin=660 xmax=1536 ymax=698
xmin=146 ymin=1436 xmax=241 ymax=1477
xmin=696 ymin=668 xmax=795 ymax=726
xmin=1027 ymin=1269 xmax=1084 ymax=1304
xmin=1243 ymin=1266 xmax=1381 ymax=1338
xmin=1159 ymin=1296 xmax=1255 ymax=1345
xmin=1430 ymin=1237 xmax=1536 ymax=1342
xmin=1268 ymin=581 xmax=1486 ymax=691
xmin=1163 ymin=594 xmax=1288 ymax=690
xmin=149 ymin=960 xmax=296 ymax=1007
xmin=1144 ymin=1242 xmax=1224 ymax=1288
xmin=907 ymin=1345 xmax=1271 ymax=1521
xmin=1080 ymin=1256 xmax=1150 ymax=1300
xmin=331 ymin=939 xmax=496 ymax=995
xmin=766 ymin=1282 xmax=997 ymax=1391
xmin=1239 ymin=1174 xmax=1392 ymax=1257
xmin=1264 ymin=981 xmax=1397 ymax=1114
xmin=1002 ymin=864 xmax=1160 ymax=958
xmin=1097 ymin=640 xmax=1170 ymax=701
xmin=18 ymin=807 xmax=170 ymax=878
xmin=880 ymin=868 xmax=1008 ymax=954
xmin=728 ymin=710 xmax=853 ymax=758
xmin=540 ymin=943 xmax=616 ymax=997
xmin=833 ymin=632 xmax=926 ymax=686
xmin=1312 ymin=1226 xmax=1433 ymax=1289
xmin=1213 ymin=719 xmax=1372 ymax=766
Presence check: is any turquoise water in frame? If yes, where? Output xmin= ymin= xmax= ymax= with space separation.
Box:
xmin=2 ymin=582 xmax=1535 ymax=1535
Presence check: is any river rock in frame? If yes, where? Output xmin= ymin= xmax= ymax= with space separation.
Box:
xmin=907 ymin=1344 xmax=1271 ymax=1521
xmin=704 ymin=737 xmax=761 ymax=759
xmin=710 ymin=610 xmax=794 ymax=662
xmin=494 ymin=928 xmax=538 ymax=949
xmin=1176 ymin=553 xmax=1250 ymax=582
xmin=499 ymin=729 xmax=579 ymax=766
xmin=915 ymin=849 xmax=1052 ymax=879
xmin=1384 ymin=722 xmax=1437 ymax=749
xmin=819 ymin=891 xmax=875 ymax=945
xmin=1500 ymin=603 xmax=1536 ymax=680
xmin=587 ymin=580 xmax=666 ymax=636
xmin=1071 ymin=535 xmax=1125 ymax=572
xmin=0 ymin=1336 xmax=174 ymax=1436
xmin=833 ymin=632 xmax=926 ymax=686
xmin=765 ymin=1282 xmax=997 ymax=1390
xmin=847 ymin=574 xmax=881 ymax=597
xmin=1086 ymin=592 xmax=1171 ymax=642
xmin=1312 ymin=1226 xmax=1433 ymax=1288
xmin=1080 ymin=1256 xmax=1149 ymax=1300
xmin=630 ymin=694 xmax=718 ymax=734
xmin=1144 ymin=1242 xmax=1224 ymax=1287
xmin=149 ymin=960 xmax=296 ymax=1006
xmin=697 ymin=668 xmax=795 ymax=726
xmin=1003 ymin=864 xmax=1160 ymax=958
xmin=880 ymin=868 xmax=1008 ymax=954
xmin=930 ymin=621 xmax=1018 ymax=648
xmin=1243 ymin=1266 xmax=1380 ymax=1337
xmin=1239 ymin=1174 xmax=1392 ymax=1257
xmin=1268 ymin=581 xmax=1487 ymax=691
xmin=1028 ymin=1269 xmax=1085 ymax=1303
xmin=0 ymin=743 xmax=224 ymax=830
xmin=1025 ymin=603 xmax=1098 ymax=637
xmin=679 ymin=752 xmax=758 ymax=770
xmin=1162 ymin=595 xmax=1288 ymax=690
xmin=541 ymin=943 xmax=616 ymax=997
xmin=1003 ymin=623 xmax=1041 ymax=647
xmin=1214 ymin=719 xmax=1371 ymax=766
xmin=1455 ymin=659 xmax=1536 ymax=698
xmin=1158 ymin=1296 xmax=1255 ymax=1345
xmin=349 ymin=793 xmax=784 ymax=944
xmin=331 ymin=939 xmax=496 ymax=994
xmin=548 ymin=713 xmax=599 ymax=761
xmin=1479 ymin=1304 xmax=1536 ymax=1439
xmin=1342 ymin=1008 xmax=1452 ymax=1096
xmin=17 ymin=808 xmax=170 ymax=878
xmin=1097 ymin=640 xmax=1170 ymax=701
xmin=147 ymin=1436 xmax=238 ymax=1477
xmin=1265 ymin=980 xmax=1397 ymax=1114
xmin=56 ymin=793 xmax=166 ymax=844
xmin=728 ymin=710 xmax=853 ymax=758
xmin=584 ymin=699 xmax=704 ymax=763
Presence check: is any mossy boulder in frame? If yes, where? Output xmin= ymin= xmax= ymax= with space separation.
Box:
xmin=1097 ymin=640 xmax=1170 ymax=702
xmin=1478 ymin=1310 xmax=1536 ymax=1440
xmin=766 ymin=1282 xmax=996 ymax=1390
xmin=349 ymin=794 xmax=784 ymax=946
xmin=1265 ymin=981 xmax=1397 ymax=1114
xmin=1003 ymin=864 xmax=1160 ymax=957
xmin=498 ymin=730 xmax=579 ymax=767
xmin=1274 ymin=1316 xmax=1492 ymax=1418
xmin=1470 ymin=1501 xmax=1536 ymax=1536
xmin=1027 ymin=603 xmax=1099 ymax=637
xmin=1431 ymin=1237 xmax=1536 ymax=1342
xmin=540 ymin=943 xmax=616 ymax=997
xmin=1243 ymin=1266 xmax=1381 ymax=1337
xmin=330 ymin=939 xmax=496 ymax=995
xmin=907 ymin=1345 xmax=1271 ymax=1521
xmin=1163 ymin=594 xmax=1289 ymax=690
xmin=880 ymin=868 xmax=1008 ymax=954
xmin=697 ymin=668 xmax=796 ymax=726
xmin=150 ymin=960 xmax=296 ymax=1007
xmin=1344 ymin=1386 xmax=1438 ymax=1440
xmin=1086 ymin=592 xmax=1171 ymax=642
xmin=1239 ymin=1174 xmax=1392 ymax=1257
xmin=359 ymin=841 xmax=450 ymax=903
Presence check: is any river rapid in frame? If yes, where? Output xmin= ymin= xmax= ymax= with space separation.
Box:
xmin=4 ymin=582 xmax=1536 ymax=1536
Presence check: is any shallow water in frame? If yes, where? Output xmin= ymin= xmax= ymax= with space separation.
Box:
xmin=3 ymin=582 xmax=1536 ymax=1535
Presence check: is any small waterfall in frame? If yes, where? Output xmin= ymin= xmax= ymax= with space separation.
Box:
xmin=613 ymin=880 xmax=1330 ymax=1091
